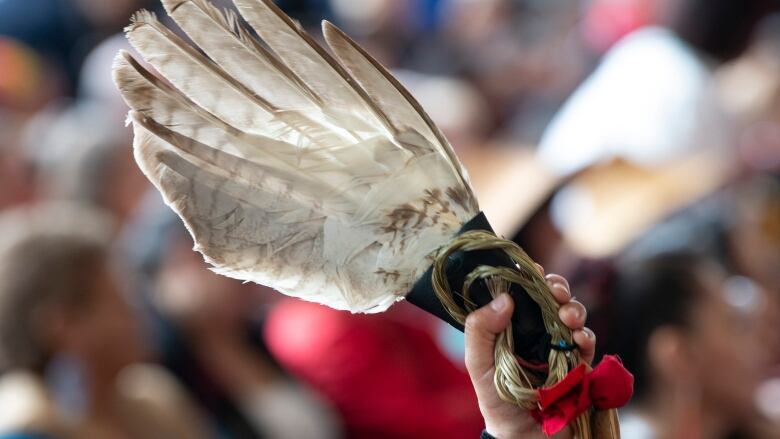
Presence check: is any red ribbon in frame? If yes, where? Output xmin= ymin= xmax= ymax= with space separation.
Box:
xmin=531 ymin=355 xmax=634 ymax=436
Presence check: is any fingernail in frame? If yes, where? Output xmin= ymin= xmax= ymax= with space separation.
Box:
xmin=546 ymin=278 xmax=562 ymax=290
xmin=490 ymin=294 xmax=509 ymax=312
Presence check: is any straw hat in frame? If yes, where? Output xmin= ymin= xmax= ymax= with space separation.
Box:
xmin=533 ymin=26 xmax=741 ymax=259
xmin=458 ymin=141 xmax=736 ymax=260
xmin=458 ymin=145 xmax=562 ymax=238
xmin=550 ymin=150 xmax=735 ymax=259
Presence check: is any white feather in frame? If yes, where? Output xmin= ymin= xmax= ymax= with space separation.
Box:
xmin=113 ymin=0 xmax=479 ymax=312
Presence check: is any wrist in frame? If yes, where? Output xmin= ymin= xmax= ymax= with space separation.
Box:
xmin=484 ymin=418 xmax=550 ymax=439
xmin=483 ymin=423 xmax=525 ymax=439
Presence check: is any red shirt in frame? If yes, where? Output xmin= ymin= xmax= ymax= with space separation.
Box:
xmin=265 ymin=299 xmax=484 ymax=439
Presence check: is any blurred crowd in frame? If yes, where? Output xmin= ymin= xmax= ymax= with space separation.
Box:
xmin=1 ymin=0 xmax=779 ymax=438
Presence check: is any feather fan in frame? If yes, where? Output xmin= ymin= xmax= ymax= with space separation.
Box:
xmin=113 ymin=0 xmax=479 ymax=313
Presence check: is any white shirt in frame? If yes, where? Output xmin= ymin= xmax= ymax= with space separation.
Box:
xmin=538 ymin=27 xmax=731 ymax=176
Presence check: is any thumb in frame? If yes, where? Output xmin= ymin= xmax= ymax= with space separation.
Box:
xmin=464 ymin=293 xmax=514 ymax=379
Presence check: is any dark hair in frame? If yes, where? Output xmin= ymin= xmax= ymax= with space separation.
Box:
xmin=0 ymin=204 xmax=113 ymax=373
xmin=669 ymin=0 xmax=779 ymax=62
xmin=607 ymin=251 xmax=711 ymax=401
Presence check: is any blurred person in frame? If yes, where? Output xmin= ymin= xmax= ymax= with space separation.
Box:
xmin=665 ymin=0 xmax=778 ymax=63
xmin=0 ymin=37 xmax=63 ymax=210
xmin=21 ymin=102 xmax=148 ymax=225
xmin=415 ymin=0 xmax=587 ymax=141
xmin=619 ymin=174 xmax=780 ymax=297
xmin=0 ymin=111 xmax=36 ymax=209
xmin=72 ymin=0 xmax=155 ymax=31
xmin=717 ymin=13 xmax=780 ymax=172
xmin=0 ymin=37 xmax=63 ymax=112
xmin=397 ymin=71 xmax=492 ymax=150
xmin=539 ymin=0 xmax=779 ymax=177
xmin=266 ymin=298 xmax=485 ymax=439
xmin=0 ymin=0 xmax=155 ymax=94
xmin=725 ymin=176 xmax=780 ymax=293
xmin=608 ymin=251 xmax=775 ymax=439
xmin=616 ymin=175 xmax=780 ymax=361
xmin=329 ymin=0 xmax=438 ymax=67
xmin=533 ymin=0 xmax=778 ymax=265
xmin=0 ymin=1 xmax=83 ymax=96
xmin=0 ymin=203 xmax=205 ymax=439
xmin=717 ymin=13 xmax=780 ymax=120
xmin=581 ymin=0 xmax=657 ymax=54
xmin=128 ymin=204 xmax=341 ymax=439
xmin=78 ymin=34 xmax=138 ymax=128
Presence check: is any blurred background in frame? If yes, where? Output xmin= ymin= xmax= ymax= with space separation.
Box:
xmin=1 ymin=0 xmax=779 ymax=438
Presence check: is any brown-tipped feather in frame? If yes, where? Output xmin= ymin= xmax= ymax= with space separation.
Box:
xmin=322 ymin=20 xmax=476 ymax=208
xmin=114 ymin=0 xmax=480 ymax=313
xmin=232 ymin=0 xmax=396 ymax=135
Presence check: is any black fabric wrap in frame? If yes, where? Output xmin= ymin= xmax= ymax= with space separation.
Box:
xmin=407 ymin=212 xmax=551 ymax=365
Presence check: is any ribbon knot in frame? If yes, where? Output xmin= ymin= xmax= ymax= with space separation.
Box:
xmin=531 ymin=355 xmax=634 ymax=436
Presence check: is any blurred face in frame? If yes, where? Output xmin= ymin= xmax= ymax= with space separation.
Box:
xmin=729 ymin=183 xmax=780 ymax=291
xmin=100 ymin=146 xmax=149 ymax=224
xmin=155 ymin=236 xmax=260 ymax=332
xmin=61 ymin=262 xmax=146 ymax=375
xmin=685 ymin=267 xmax=772 ymax=419
xmin=0 ymin=148 xmax=35 ymax=209
xmin=74 ymin=0 xmax=150 ymax=28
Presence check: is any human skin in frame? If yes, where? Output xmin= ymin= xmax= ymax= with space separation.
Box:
xmin=464 ymin=268 xmax=595 ymax=439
